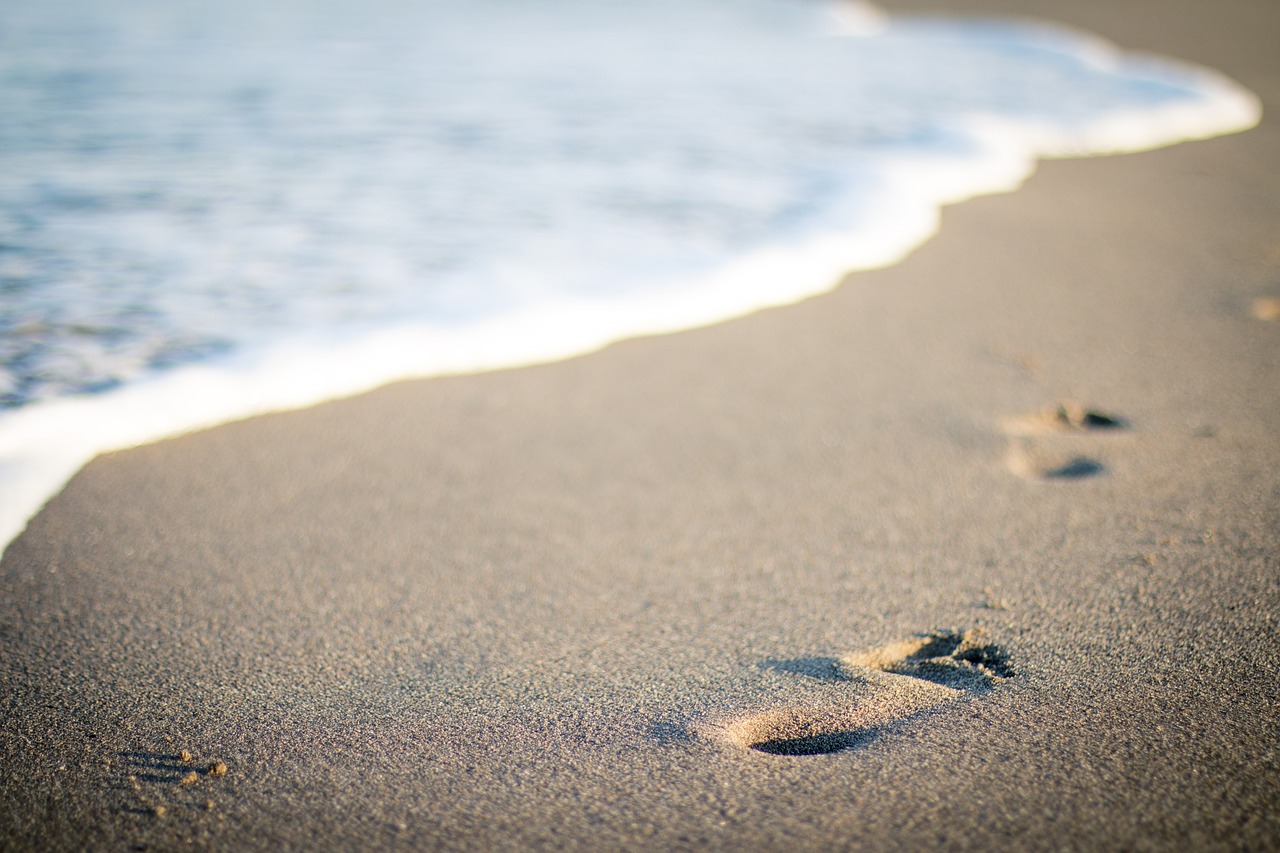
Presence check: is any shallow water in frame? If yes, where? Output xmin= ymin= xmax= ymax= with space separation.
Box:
xmin=0 ymin=0 xmax=1260 ymax=551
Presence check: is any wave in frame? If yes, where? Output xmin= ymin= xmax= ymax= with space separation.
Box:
xmin=0 ymin=0 xmax=1260 ymax=556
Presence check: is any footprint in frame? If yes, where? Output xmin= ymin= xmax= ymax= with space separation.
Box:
xmin=706 ymin=630 xmax=1012 ymax=756
xmin=999 ymin=402 xmax=1128 ymax=481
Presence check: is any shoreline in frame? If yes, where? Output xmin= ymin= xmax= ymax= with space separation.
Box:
xmin=3 ymin=0 xmax=1278 ymax=849
xmin=0 ymin=4 xmax=1261 ymax=561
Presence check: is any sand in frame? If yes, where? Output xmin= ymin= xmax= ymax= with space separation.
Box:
xmin=2 ymin=0 xmax=1279 ymax=849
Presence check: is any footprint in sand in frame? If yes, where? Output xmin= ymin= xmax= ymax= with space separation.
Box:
xmin=1000 ymin=402 xmax=1128 ymax=481
xmin=707 ymin=630 xmax=1013 ymax=756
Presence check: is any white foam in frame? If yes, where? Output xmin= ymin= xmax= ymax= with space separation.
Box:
xmin=0 ymin=1 xmax=1261 ymax=557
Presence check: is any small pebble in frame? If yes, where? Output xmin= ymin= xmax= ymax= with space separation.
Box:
xmin=179 ymin=750 xmax=193 ymax=763
xmin=208 ymin=760 xmax=227 ymax=777
xmin=179 ymin=772 xmax=199 ymax=787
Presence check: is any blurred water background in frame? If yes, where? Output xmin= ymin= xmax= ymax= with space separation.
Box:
xmin=0 ymin=0 xmax=1259 ymax=549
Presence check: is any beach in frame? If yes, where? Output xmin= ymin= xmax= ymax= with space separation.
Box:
xmin=2 ymin=0 xmax=1278 ymax=848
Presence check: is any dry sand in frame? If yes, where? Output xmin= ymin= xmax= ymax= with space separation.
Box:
xmin=2 ymin=0 xmax=1279 ymax=849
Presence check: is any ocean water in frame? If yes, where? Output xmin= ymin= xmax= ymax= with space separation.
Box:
xmin=0 ymin=0 xmax=1260 ymax=552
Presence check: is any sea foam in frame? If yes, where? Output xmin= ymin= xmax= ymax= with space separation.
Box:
xmin=0 ymin=0 xmax=1260 ymax=555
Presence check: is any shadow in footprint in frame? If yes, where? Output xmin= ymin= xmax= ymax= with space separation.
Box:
xmin=750 ymin=727 xmax=883 ymax=756
xmin=1050 ymin=407 xmax=1126 ymax=431
xmin=1041 ymin=457 xmax=1106 ymax=480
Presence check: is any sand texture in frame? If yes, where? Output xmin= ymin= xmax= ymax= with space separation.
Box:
xmin=2 ymin=0 xmax=1279 ymax=849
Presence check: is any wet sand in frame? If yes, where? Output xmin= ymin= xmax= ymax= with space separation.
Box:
xmin=2 ymin=0 xmax=1278 ymax=849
